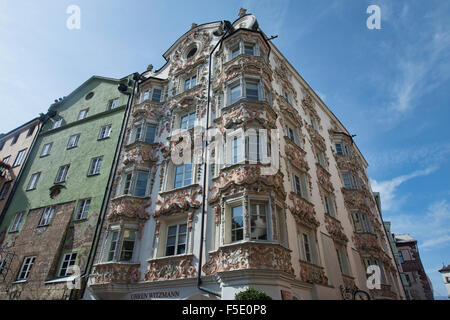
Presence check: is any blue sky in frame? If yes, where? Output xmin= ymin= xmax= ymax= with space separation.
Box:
xmin=1 ymin=0 xmax=449 ymax=298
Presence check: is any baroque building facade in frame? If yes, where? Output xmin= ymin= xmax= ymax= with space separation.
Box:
xmin=0 ymin=76 xmax=129 ymax=300
xmin=86 ymin=12 xmax=406 ymax=300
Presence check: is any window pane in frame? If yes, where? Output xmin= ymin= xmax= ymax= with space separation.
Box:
xmin=134 ymin=172 xmax=148 ymax=197
xmin=246 ymin=81 xmax=259 ymax=100
xmin=145 ymin=126 xmax=156 ymax=143
xmin=244 ymin=44 xmax=254 ymax=55
xmin=152 ymin=89 xmax=162 ymax=102
xmin=230 ymin=84 xmax=241 ymax=104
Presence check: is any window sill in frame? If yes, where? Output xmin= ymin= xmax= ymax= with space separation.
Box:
xmin=147 ymin=253 xmax=194 ymax=263
xmin=97 ymin=136 xmax=111 ymax=141
xmin=40 ymin=154 xmax=50 ymax=158
xmin=160 ymin=183 xmax=200 ymax=196
xmin=87 ymin=173 xmax=100 ymax=177
xmin=26 ymin=188 xmax=36 ymax=192
xmin=66 ymin=146 xmax=78 ymax=150
xmin=13 ymin=280 xmax=28 ymax=284
xmin=45 ymin=275 xmax=78 ymax=284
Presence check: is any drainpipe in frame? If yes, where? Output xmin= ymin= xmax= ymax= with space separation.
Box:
xmin=74 ymin=74 xmax=140 ymax=300
xmin=196 ymin=21 xmax=234 ymax=299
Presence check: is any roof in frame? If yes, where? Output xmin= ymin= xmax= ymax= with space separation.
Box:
xmin=0 ymin=117 xmax=40 ymax=142
xmin=393 ymin=233 xmax=417 ymax=243
xmin=439 ymin=265 xmax=450 ymax=273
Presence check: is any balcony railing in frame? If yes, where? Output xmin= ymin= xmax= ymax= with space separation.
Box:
xmin=145 ymin=254 xmax=196 ymax=282
xmin=91 ymin=262 xmax=141 ymax=285
xmin=202 ymin=242 xmax=294 ymax=276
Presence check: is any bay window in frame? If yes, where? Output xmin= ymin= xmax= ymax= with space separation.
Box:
xmin=130 ymin=122 xmax=157 ymax=144
xmin=342 ymin=172 xmax=361 ymax=190
xmin=174 ymin=164 xmax=192 ymax=189
xmin=351 ymin=211 xmax=371 ymax=233
xmin=228 ymin=40 xmax=258 ymax=60
xmin=227 ymin=78 xmax=266 ymax=106
xmin=106 ymin=228 xmax=137 ymax=262
xmin=231 ymin=205 xmax=244 ymax=242
xmin=250 ymin=202 xmax=267 ymax=240
xmin=180 ymin=112 xmax=196 ymax=130
xmin=121 ymin=171 xmax=149 ymax=197
xmin=184 ymin=75 xmax=197 ymax=91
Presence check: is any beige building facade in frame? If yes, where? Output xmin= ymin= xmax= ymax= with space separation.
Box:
xmin=86 ymin=11 xmax=406 ymax=300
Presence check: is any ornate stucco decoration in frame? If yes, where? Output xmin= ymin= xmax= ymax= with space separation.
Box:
xmin=122 ymin=141 xmax=160 ymax=167
xmin=169 ymin=84 xmax=207 ymax=113
xmin=316 ymin=164 xmax=334 ymax=193
xmin=299 ymin=260 xmax=328 ymax=286
xmin=144 ymin=254 xmax=196 ymax=282
xmin=209 ymin=164 xmax=285 ymax=203
xmin=284 ymin=137 xmax=309 ymax=173
xmin=91 ymin=262 xmax=141 ymax=285
xmin=288 ymin=192 xmax=320 ymax=231
xmin=324 ymin=214 xmax=349 ymax=244
xmin=301 ymin=91 xmax=321 ymax=128
xmin=107 ymin=196 xmax=151 ymax=224
xmin=131 ymin=101 xmax=167 ymax=123
xmin=218 ymin=100 xmax=277 ymax=130
xmin=169 ymin=30 xmax=212 ymax=77
xmin=305 ymin=123 xmax=326 ymax=152
xmin=352 ymin=232 xmax=381 ymax=256
xmin=369 ymin=284 xmax=398 ymax=300
xmin=154 ymin=184 xmax=203 ymax=218
xmin=202 ymin=242 xmax=294 ymax=275
xmin=277 ymin=94 xmax=303 ymax=126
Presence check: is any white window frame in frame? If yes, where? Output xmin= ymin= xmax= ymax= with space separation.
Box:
xmin=98 ymin=125 xmax=112 ymax=140
xmin=0 ymin=182 xmax=11 ymax=200
xmin=151 ymin=88 xmax=162 ymax=103
xmin=3 ymin=155 xmax=10 ymax=164
xmin=77 ymin=109 xmax=88 ymax=121
xmin=58 ymin=253 xmax=77 ymax=278
xmin=165 ymin=223 xmax=188 ymax=257
xmin=12 ymin=149 xmax=27 ymax=167
xmin=106 ymin=227 xmax=138 ymax=262
xmin=39 ymin=206 xmax=55 ymax=227
xmin=173 ymin=164 xmax=192 ymax=189
xmin=17 ymin=256 xmax=35 ymax=281
xmin=75 ymin=199 xmax=91 ymax=220
xmin=292 ymin=172 xmax=309 ymax=201
xmin=121 ymin=170 xmax=150 ymax=197
xmin=250 ymin=202 xmax=268 ymax=241
xmin=55 ymin=165 xmax=70 ymax=183
xmin=53 ymin=119 xmax=63 ymax=129
xmin=9 ymin=212 xmax=25 ymax=232
xmin=228 ymin=39 xmax=259 ymax=61
xmin=107 ymin=98 xmax=119 ymax=110
xmin=324 ymin=193 xmax=336 ymax=218
xmin=184 ymin=75 xmax=197 ymax=91
xmin=336 ymin=245 xmax=351 ymax=276
xmin=88 ymin=156 xmax=103 ymax=176
xmin=179 ymin=112 xmax=196 ymax=130
xmin=40 ymin=143 xmax=52 ymax=157
xmin=67 ymin=134 xmax=80 ymax=149
xmin=230 ymin=204 xmax=244 ymax=243
xmin=27 ymin=172 xmax=40 ymax=191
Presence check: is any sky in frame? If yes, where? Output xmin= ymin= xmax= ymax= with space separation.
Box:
xmin=0 ymin=0 xmax=449 ymax=298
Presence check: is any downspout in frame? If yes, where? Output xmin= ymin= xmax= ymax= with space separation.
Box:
xmin=0 ymin=117 xmax=44 ymax=229
xmin=75 ymin=74 xmax=139 ymax=300
xmin=196 ymin=22 xmax=232 ymax=298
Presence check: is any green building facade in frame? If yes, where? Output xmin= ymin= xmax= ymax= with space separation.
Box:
xmin=0 ymin=76 xmax=129 ymax=300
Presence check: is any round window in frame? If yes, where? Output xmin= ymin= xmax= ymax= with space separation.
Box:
xmin=85 ymin=92 xmax=94 ymax=100
xmin=187 ymin=46 xmax=197 ymax=59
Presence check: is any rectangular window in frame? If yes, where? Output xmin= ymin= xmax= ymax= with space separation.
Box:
xmin=75 ymin=199 xmax=91 ymax=220
xmin=107 ymin=98 xmax=119 ymax=110
xmin=9 ymin=212 xmax=24 ymax=232
xmin=123 ymin=173 xmax=132 ymax=195
xmin=184 ymin=76 xmax=197 ymax=91
xmin=12 ymin=149 xmax=27 ymax=167
xmin=352 ymin=211 xmax=362 ymax=232
xmin=78 ymin=109 xmax=88 ymax=120
xmin=55 ymin=165 xmax=69 ymax=183
xmin=152 ymin=89 xmax=162 ymax=102
xmin=301 ymin=233 xmax=312 ymax=263
xmin=247 ymin=133 xmax=260 ymax=162
xmin=174 ymin=164 xmax=192 ymax=189
xmin=245 ymin=80 xmax=259 ymax=101
xmin=335 ymin=143 xmax=344 ymax=156
xmin=318 ymin=152 xmax=327 ymax=168
xmin=41 ymin=143 xmax=52 ymax=157
xmin=141 ymin=89 xmax=150 ymax=102
xmin=293 ymin=173 xmax=309 ymax=200
xmin=17 ymin=256 xmax=35 ymax=281
xmin=0 ymin=182 xmax=11 ymax=200
xmin=352 ymin=175 xmax=361 ymax=190
xmin=250 ymin=203 xmax=267 ymax=240
xmin=3 ymin=156 xmax=10 ymax=164
xmin=98 ymin=125 xmax=112 ymax=140
xmin=134 ymin=172 xmax=149 ymax=197
xmin=27 ymin=172 xmax=40 ymax=191
xmin=232 ymin=136 xmax=244 ymax=164
xmin=244 ymin=43 xmax=255 ymax=56
xmin=231 ymin=45 xmax=240 ymax=59
xmin=39 ymin=206 xmax=55 ymax=226
xmin=144 ymin=125 xmax=156 ymax=144
xmin=311 ymin=118 xmax=319 ymax=131
xmin=180 ymin=112 xmax=196 ymax=130
xmin=286 ymin=127 xmax=295 ymax=141
xmin=53 ymin=119 xmax=63 ymax=129
xmin=58 ymin=253 xmax=77 ymax=277
xmin=231 ymin=205 xmax=244 ymax=242
xmin=342 ymin=173 xmax=353 ymax=189
xmin=108 ymin=231 xmax=119 ymax=261
xmin=325 ymin=194 xmax=336 ymax=217
xmin=230 ymin=83 xmax=241 ymax=104
xmin=283 ymin=91 xmax=290 ymax=103
xmin=67 ymin=134 xmax=80 ymax=149
xmin=120 ymin=230 xmax=136 ymax=261
xmin=165 ymin=224 xmax=187 ymax=256
xmin=336 ymin=246 xmax=350 ymax=276
xmin=88 ymin=156 xmax=103 ymax=176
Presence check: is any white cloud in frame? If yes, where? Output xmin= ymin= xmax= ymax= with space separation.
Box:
xmin=385 ymin=199 xmax=450 ymax=250
xmin=370 ymin=167 xmax=437 ymax=211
